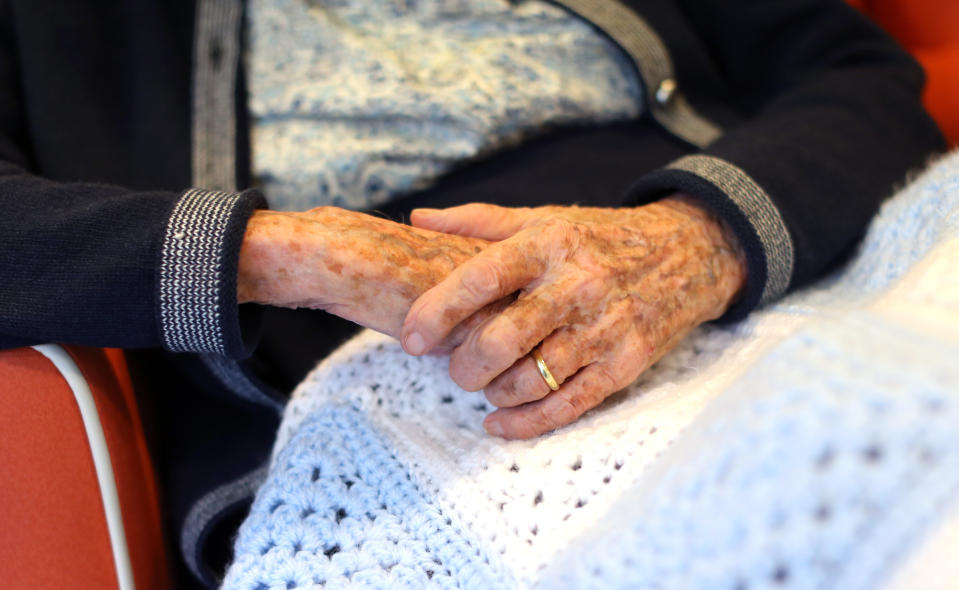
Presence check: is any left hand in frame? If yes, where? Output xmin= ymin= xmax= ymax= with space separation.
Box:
xmin=237 ymin=207 xmax=493 ymax=342
xmin=401 ymin=197 xmax=747 ymax=439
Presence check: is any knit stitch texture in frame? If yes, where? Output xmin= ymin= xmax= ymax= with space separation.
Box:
xmin=223 ymin=151 xmax=959 ymax=589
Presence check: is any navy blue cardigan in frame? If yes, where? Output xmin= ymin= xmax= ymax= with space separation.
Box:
xmin=0 ymin=0 xmax=944 ymax=353
xmin=0 ymin=0 xmax=945 ymax=586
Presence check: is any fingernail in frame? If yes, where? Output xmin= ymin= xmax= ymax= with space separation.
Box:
xmin=405 ymin=332 xmax=426 ymax=355
xmin=484 ymin=419 xmax=505 ymax=438
xmin=412 ymin=208 xmax=440 ymax=216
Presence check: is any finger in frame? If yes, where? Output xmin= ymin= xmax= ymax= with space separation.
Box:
xmin=440 ymin=296 xmax=515 ymax=350
xmin=482 ymin=362 xmax=621 ymax=439
xmin=411 ymin=204 xmax=534 ymax=241
xmin=482 ymin=328 xmax=584 ymax=408
xmin=447 ymin=289 xmax=566 ymax=391
xmin=402 ymin=235 xmax=549 ymax=356
xmin=482 ymin=299 xmax=629 ymax=406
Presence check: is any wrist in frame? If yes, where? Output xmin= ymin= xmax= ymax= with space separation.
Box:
xmin=237 ymin=210 xmax=277 ymax=304
xmin=658 ymin=193 xmax=749 ymax=309
xmin=237 ymin=210 xmax=334 ymax=307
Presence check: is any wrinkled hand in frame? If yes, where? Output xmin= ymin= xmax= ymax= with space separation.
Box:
xmin=401 ymin=197 xmax=747 ymax=439
xmin=238 ymin=207 xmax=491 ymax=340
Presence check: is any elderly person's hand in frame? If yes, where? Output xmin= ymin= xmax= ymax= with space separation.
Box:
xmin=401 ymin=197 xmax=748 ymax=439
xmin=237 ymin=206 xmax=491 ymax=341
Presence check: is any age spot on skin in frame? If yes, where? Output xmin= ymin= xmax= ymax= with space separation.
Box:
xmin=385 ymin=249 xmax=412 ymax=268
xmin=444 ymin=306 xmax=465 ymax=324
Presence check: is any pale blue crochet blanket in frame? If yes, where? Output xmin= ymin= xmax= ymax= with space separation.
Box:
xmin=223 ymin=152 xmax=959 ymax=590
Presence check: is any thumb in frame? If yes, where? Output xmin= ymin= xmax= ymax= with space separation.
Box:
xmin=411 ymin=203 xmax=534 ymax=241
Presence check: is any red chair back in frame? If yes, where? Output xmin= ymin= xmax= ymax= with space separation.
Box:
xmin=0 ymin=346 xmax=170 ymax=590
xmin=851 ymin=0 xmax=959 ymax=146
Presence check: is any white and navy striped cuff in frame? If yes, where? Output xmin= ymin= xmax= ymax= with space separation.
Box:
xmin=666 ymin=155 xmax=794 ymax=306
xmin=158 ymin=188 xmax=264 ymax=355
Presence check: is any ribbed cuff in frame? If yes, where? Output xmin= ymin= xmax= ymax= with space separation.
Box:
xmin=628 ymin=155 xmax=795 ymax=320
xmin=158 ymin=187 xmax=267 ymax=357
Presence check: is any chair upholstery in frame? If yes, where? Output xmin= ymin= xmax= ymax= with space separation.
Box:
xmin=850 ymin=0 xmax=959 ymax=146
xmin=0 ymin=346 xmax=170 ymax=590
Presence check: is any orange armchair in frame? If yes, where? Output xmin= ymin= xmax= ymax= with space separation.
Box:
xmin=850 ymin=0 xmax=959 ymax=146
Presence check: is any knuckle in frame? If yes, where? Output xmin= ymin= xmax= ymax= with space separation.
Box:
xmin=541 ymin=217 xmax=573 ymax=233
xmin=592 ymin=363 xmax=623 ymax=392
xmin=487 ymin=366 xmax=549 ymax=408
xmin=534 ymin=403 xmax=563 ymax=433
xmin=305 ymin=205 xmax=336 ymax=218
xmin=474 ymin=316 xmax=522 ymax=359
xmin=542 ymin=217 xmax=583 ymax=248
xmin=591 ymin=264 xmax=617 ymax=290
xmin=484 ymin=374 xmax=518 ymax=407
xmin=461 ymin=261 xmax=503 ymax=303
xmin=549 ymin=394 xmax=581 ymax=427
xmin=485 ymin=381 xmax=523 ymax=408
xmin=451 ymin=324 xmax=526 ymax=393
xmin=465 ymin=323 xmax=519 ymax=377
xmin=495 ymin=409 xmax=539 ymax=440
xmin=511 ymin=413 xmax=545 ymax=440
xmin=511 ymin=318 xmax=542 ymax=361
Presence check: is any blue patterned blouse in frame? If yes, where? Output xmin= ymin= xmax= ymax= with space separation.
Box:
xmin=248 ymin=0 xmax=644 ymax=211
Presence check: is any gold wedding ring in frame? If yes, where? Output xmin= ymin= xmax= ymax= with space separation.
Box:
xmin=531 ymin=346 xmax=561 ymax=391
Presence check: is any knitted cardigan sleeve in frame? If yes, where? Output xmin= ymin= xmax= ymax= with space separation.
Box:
xmin=0 ymin=6 xmax=265 ymax=359
xmin=628 ymin=0 xmax=946 ymax=320
xmin=0 ymin=165 xmax=267 ymax=359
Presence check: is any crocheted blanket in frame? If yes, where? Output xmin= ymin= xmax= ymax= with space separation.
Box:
xmin=223 ymin=152 xmax=959 ymax=590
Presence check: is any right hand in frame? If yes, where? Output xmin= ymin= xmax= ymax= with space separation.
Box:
xmin=402 ymin=199 xmax=747 ymax=438
xmin=237 ymin=207 xmax=493 ymax=341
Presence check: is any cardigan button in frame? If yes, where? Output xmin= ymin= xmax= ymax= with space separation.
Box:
xmin=210 ymin=39 xmax=224 ymax=69
xmin=655 ymin=78 xmax=677 ymax=106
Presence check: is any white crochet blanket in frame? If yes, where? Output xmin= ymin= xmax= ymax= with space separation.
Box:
xmin=223 ymin=152 xmax=959 ymax=590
